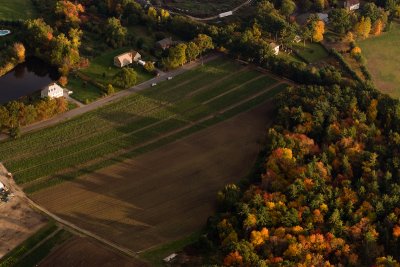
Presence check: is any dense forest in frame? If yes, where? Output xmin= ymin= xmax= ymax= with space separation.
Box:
xmin=205 ymin=82 xmax=400 ymax=266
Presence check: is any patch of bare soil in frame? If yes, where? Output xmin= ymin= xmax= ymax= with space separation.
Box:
xmin=38 ymin=236 xmax=147 ymax=267
xmin=0 ymin=164 xmax=46 ymax=258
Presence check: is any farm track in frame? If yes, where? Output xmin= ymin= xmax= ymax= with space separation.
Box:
xmin=22 ymin=80 xmax=284 ymax=191
xmin=3 ymin=61 xmax=245 ymax=164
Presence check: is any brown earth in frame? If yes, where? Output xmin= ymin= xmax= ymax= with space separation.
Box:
xmin=0 ymin=164 xmax=46 ymax=258
xmin=32 ymin=102 xmax=274 ymax=252
xmin=38 ymin=236 xmax=147 ymax=267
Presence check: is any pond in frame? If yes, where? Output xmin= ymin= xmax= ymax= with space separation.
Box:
xmin=0 ymin=30 xmax=10 ymax=36
xmin=0 ymin=57 xmax=59 ymax=104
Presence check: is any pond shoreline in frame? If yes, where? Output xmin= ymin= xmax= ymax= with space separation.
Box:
xmin=0 ymin=57 xmax=59 ymax=104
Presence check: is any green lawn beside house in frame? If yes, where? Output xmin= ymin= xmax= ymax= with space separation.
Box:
xmin=294 ymin=42 xmax=329 ymax=63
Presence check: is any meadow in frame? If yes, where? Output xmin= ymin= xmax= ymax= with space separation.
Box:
xmin=0 ymin=0 xmax=38 ymax=20
xmin=359 ymin=23 xmax=400 ymax=98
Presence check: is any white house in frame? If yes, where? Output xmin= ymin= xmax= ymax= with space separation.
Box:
xmin=41 ymin=83 xmax=64 ymax=99
xmin=114 ymin=51 xmax=141 ymax=68
xmin=344 ymin=0 xmax=360 ymax=10
xmin=269 ymin=42 xmax=280 ymax=55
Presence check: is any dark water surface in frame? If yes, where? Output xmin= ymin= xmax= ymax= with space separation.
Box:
xmin=0 ymin=57 xmax=59 ymax=104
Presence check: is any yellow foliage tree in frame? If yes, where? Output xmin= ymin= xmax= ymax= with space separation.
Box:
xmin=313 ymin=20 xmax=325 ymax=42
xmin=351 ymin=46 xmax=362 ymax=56
xmin=13 ymin=43 xmax=25 ymax=62
xmin=355 ymin=17 xmax=371 ymax=38
xmin=372 ymin=19 xmax=383 ymax=35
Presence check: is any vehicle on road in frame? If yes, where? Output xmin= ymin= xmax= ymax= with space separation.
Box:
xmin=151 ymin=83 xmax=157 ymax=87
xmin=167 ymin=76 xmax=173 ymax=80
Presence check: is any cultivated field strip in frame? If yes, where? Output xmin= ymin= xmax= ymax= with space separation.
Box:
xmin=25 ymin=83 xmax=287 ymax=193
xmin=0 ymin=58 xmax=285 ymax=188
xmin=13 ymin=71 xmax=267 ymax=183
xmin=21 ymin=79 xmax=280 ymax=187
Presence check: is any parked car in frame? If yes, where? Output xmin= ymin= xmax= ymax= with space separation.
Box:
xmin=151 ymin=83 xmax=157 ymax=87
xmin=167 ymin=76 xmax=173 ymax=80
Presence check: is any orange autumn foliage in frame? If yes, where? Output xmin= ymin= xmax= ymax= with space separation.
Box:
xmin=393 ymin=225 xmax=400 ymax=238
xmin=223 ymin=251 xmax=243 ymax=266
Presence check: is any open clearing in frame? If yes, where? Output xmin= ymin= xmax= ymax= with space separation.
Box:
xmin=0 ymin=164 xmax=46 ymax=259
xmin=39 ymin=237 xmax=147 ymax=267
xmin=359 ymin=23 xmax=400 ymax=98
xmin=163 ymin=0 xmax=243 ymax=17
xmin=31 ymin=101 xmax=277 ymax=252
xmin=0 ymin=0 xmax=38 ymax=20
xmin=0 ymin=57 xmax=286 ymax=193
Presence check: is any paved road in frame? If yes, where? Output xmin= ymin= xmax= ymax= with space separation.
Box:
xmin=0 ymin=54 xmax=220 ymax=141
xmin=164 ymin=0 xmax=254 ymax=21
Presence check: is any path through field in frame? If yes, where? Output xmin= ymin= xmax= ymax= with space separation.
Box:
xmin=31 ymin=102 xmax=275 ymax=252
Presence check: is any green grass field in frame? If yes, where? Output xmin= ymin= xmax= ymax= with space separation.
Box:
xmin=0 ymin=57 xmax=286 ymax=192
xmin=359 ymin=23 xmax=400 ymax=98
xmin=0 ymin=0 xmax=37 ymax=20
xmin=295 ymin=42 xmax=329 ymax=63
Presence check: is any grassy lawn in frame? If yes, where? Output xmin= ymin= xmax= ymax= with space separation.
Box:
xmin=0 ymin=0 xmax=38 ymax=20
xmin=295 ymin=42 xmax=329 ymax=63
xmin=359 ymin=23 xmax=400 ymax=98
xmin=69 ymin=47 xmax=155 ymax=102
xmin=0 ymin=58 xmax=286 ymax=192
xmin=68 ymin=76 xmax=105 ymax=103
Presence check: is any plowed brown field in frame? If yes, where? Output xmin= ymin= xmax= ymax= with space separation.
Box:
xmin=32 ymin=102 xmax=274 ymax=252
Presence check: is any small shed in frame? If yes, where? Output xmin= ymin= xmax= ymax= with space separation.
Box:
xmin=41 ymin=83 xmax=64 ymax=99
xmin=156 ymin=37 xmax=174 ymax=50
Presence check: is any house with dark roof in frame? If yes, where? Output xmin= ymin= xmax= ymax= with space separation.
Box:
xmin=155 ymin=37 xmax=175 ymax=50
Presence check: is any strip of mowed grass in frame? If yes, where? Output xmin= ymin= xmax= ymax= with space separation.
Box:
xmin=0 ymin=0 xmax=38 ymax=20
xmin=0 ymin=58 xmax=285 ymax=190
xmin=359 ymin=23 xmax=400 ymax=98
